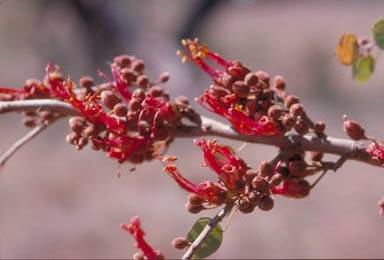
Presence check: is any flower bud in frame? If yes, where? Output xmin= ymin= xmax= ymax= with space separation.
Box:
xmin=284 ymin=95 xmax=300 ymax=109
xmin=289 ymin=103 xmax=304 ymax=119
xmin=188 ymin=193 xmax=203 ymax=206
xmin=128 ymin=98 xmax=142 ymax=112
xmin=258 ymin=196 xmax=274 ymax=211
xmin=269 ymin=173 xmax=285 ymax=186
xmin=113 ymin=103 xmax=128 ymax=117
xmin=244 ymin=72 xmax=259 ymax=86
xmin=121 ymin=68 xmax=137 ymax=82
xmin=149 ymin=85 xmax=163 ymax=97
xmin=79 ymin=76 xmax=94 ymax=89
xmin=267 ymin=105 xmax=283 ymax=121
xmin=248 ymin=191 xmax=262 ymax=206
xmin=136 ymin=75 xmax=149 ymax=88
xmin=101 ymin=90 xmax=121 ymax=110
xmin=158 ymin=72 xmax=169 ymax=83
xmin=114 ymin=55 xmax=132 ymax=68
xmin=132 ymin=59 xmax=145 ymax=73
xmin=175 ymin=95 xmax=189 ymax=105
xmin=255 ymin=71 xmax=270 ymax=86
xmin=273 ymin=75 xmax=286 ymax=91
xmin=294 ymin=120 xmax=309 ymax=136
xmin=259 ymin=161 xmax=273 ymax=177
xmin=232 ymin=80 xmax=250 ymax=97
xmin=314 ymin=121 xmax=326 ymax=136
xmin=66 ymin=131 xmax=79 ymax=145
xmin=172 ymin=237 xmax=189 ymax=249
xmin=252 ymin=176 xmax=270 ymax=194
xmin=186 ymin=202 xmax=204 ymax=214
xmin=281 ymin=114 xmax=296 ymax=131
xmin=343 ymin=115 xmax=366 ymax=140
xmin=69 ymin=116 xmax=86 ymax=133
xmin=245 ymin=169 xmax=258 ymax=183
xmin=22 ymin=116 xmax=36 ymax=127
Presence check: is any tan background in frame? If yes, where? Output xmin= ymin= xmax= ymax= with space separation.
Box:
xmin=0 ymin=0 xmax=384 ymax=258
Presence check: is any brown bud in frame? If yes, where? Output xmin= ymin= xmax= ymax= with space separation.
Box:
xmin=138 ymin=120 xmax=151 ymax=136
xmin=114 ymin=55 xmax=132 ymax=68
xmin=209 ymin=85 xmax=230 ymax=97
xmin=128 ymin=98 xmax=142 ymax=112
xmin=281 ymin=114 xmax=296 ymax=131
xmin=101 ymin=90 xmax=121 ymax=110
xmin=290 ymin=180 xmax=310 ymax=198
xmin=158 ymin=72 xmax=169 ymax=83
xmin=273 ymin=75 xmax=286 ymax=91
xmin=269 ymin=173 xmax=284 ymax=186
xmin=238 ymin=197 xmax=255 ymax=213
xmin=232 ymin=80 xmax=250 ymax=97
xmin=248 ymin=191 xmax=262 ymax=206
xmin=69 ymin=116 xmax=86 ymax=133
xmin=172 ymin=237 xmax=189 ymax=250
xmin=188 ymin=193 xmax=203 ymax=206
xmin=258 ymin=196 xmax=274 ymax=211
xmin=186 ymin=202 xmax=204 ymax=214
xmin=343 ymin=115 xmax=365 ymax=140
xmin=252 ymin=176 xmax=270 ymax=194
xmin=113 ymin=103 xmax=128 ymax=117
xmin=132 ymin=59 xmax=145 ymax=73
xmin=289 ymin=103 xmax=304 ymax=119
xmin=121 ymin=68 xmax=137 ymax=82
xmin=244 ymin=72 xmax=259 ymax=86
xmin=259 ymin=161 xmax=273 ymax=177
xmin=276 ymin=166 xmax=290 ymax=177
xmin=136 ymin=75 xmax=149 ymax=88
xmin=22 ymin=116 xmax=36 ymax=127
xmin=39 ymin=111 xmax=54 ymax=123
xmin=267 ymin=105 xmax=283 ymax=121
xmin=79 ymin=76 xmax=94 ymax=89
xmin=77 ymin=137 xmax=88 ymax=149
xmin=284 ymin=95 xmax=300 ymax=109
xmin=295 ymin=120 xmax=309 ymax=136
xmin=66 ymin=132 xmax=79 ymax=145
xmin=149 ymin=85 xmax=163 ymax=97
xmin=84 ymin=125 xmax=97 ymax=138
xmin=310 ymin=151 xmax=324 ymax=162
xmin=175 ymin=95 xmax=189 ymax=105
xmin=245 ymin=169 xmax=258 ymax=183
xmin=314 ymin=121 xmax=326 ymax=136
xmin=255 ymin=71 xmax=270 ymax=86
xmin=288 ymin=160 xmax=307 ymax=177
xmin=132 ymin=88 xmax=146 ymax=100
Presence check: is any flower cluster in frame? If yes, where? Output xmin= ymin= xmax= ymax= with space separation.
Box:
xmin=121 ymin=216 xmax=164 ymax=260
xmin=0 ymin=55 xmax=200 ymax=165
xmin=367 ymin=141 xmax=384 ymax=166
xmin=178 ymin=38 xmax=325 ymax=137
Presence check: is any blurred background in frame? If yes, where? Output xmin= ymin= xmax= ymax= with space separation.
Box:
xmin=1 ymin=0 xmax=384 ymax=258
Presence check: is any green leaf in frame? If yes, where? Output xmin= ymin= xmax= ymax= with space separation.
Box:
xmin=352 ymin=55 xmax=375 ymax=83
xmin=373 ymin=18 xmax=384 ymax=50
xmin=226 ymin=145 xmax=236 ymax=154
xmin=214 ymin=153 xmax=224 ymax=161
xmin=186 ymin=217 xmax=223 ymax=259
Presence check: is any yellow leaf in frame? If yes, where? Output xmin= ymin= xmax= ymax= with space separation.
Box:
xmin=336 ymin=33 xmax=359 ymax=65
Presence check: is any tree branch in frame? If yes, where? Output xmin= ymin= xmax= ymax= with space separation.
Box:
xmin=0 ymin=99 xmax=381 ymax=168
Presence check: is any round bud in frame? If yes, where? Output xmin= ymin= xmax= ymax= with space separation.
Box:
xmin=248 ymin=191 xmax=262 ymax=206
xmin=101 ymin=90 xmax=121 ymax=110
xmin=244 ymin=72 xmax=259 ymax=86
xmin=290 ymin=180 xmax=310 ymax=198
xmin=258 ymin=196 xmax=274 ymax=211
xmin=172 ymin=237 xmax=189 ymax=250
xmin=39 ymin=111 xmax=54 ymax=123
xmin=259 ymin=161 xmax=273 ymax=177
xmin=84 ymin=125 xmax=97 ymax=138
xmin=22 ymin=116 xmax=36 ymax=127
xmin=114 ymin=55 xmax=132 ymax=68
xmin=294 ymin=120 xmax=309 ymax=136
xmin=221 ymin=73 xmax=235 ymax=88
xmin=136 ymin=75 xmax=149 ymax=88
xmin=284 ymin=95 xmax=300 ymax=109
xmin=255 ymin=71 xmax=270 ymax=86
xmin=245 ymin=169 xmax=258 ymax=183
xmin=252 ymin=176 xmax=270 ymax=194
xmin=282 ymin=114 xmax=296 ymax=131
xmin=188 ymin=193 xmax=203 ymax=206
xmin=132 ymin=59 xmax=145 ymax=73
xmin=232 ymin=80 xmax=250 ymax=97
xmin=66 ymin=131 xmax=79 ymax=145
xmin=79 ymin=76 xmax=94 ymax=89
xmin=158 ymin=72 xmax=170 ymax=83
xmin=149 ymin=85 xmax=163 ymax=97
xmin=288 ymin=160 xmax=307 ymax=177
xmin=343 ymin=116 xmax=365 ymax=140
xmin=267 ymin=105 xmax=283 ymax=121
xmin=314 ymin=121 xmax=326 ymax=136
xmin=276 ymin=166 xmax=290 ymax=177
xmin=289 ymin=103 xmax=304 ymax=119
xmin=121 ymin=68 xmax=137 ymax=82
xmin=113 ymin=103 xmax=128 ymax=117
xmin=69 ymin=116 xmax=86 ymax=133
xmin=273 ymin=75 xmax=286 ymax=91
xmin=209 ymin=85 xmax=230 ymax=97
xmin=238 ymin=197 xmax=254 ymax=213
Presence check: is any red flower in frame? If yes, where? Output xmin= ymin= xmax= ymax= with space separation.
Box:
xmin=159 ymin=155 xmax=227 ymax=204
xmin=121 ymin=216 xmax=162 ymax=260
xmin=179 ymin=38 xmax=282 ymax=136
xmin=366 ymin=141 xmax=384 ymax=166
